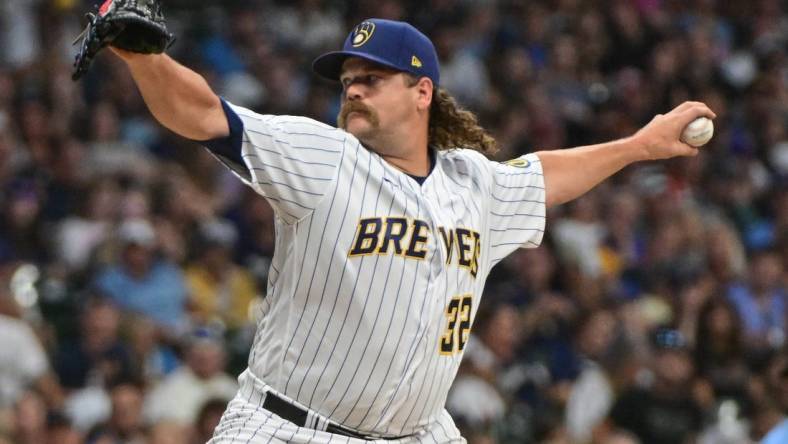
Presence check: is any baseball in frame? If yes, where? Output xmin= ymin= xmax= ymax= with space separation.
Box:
xmin=681 ymin=117 xmax=714 ymax=147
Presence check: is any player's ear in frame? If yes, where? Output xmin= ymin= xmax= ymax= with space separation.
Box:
xmin=415 ymin=77 xmax=433 ymax=112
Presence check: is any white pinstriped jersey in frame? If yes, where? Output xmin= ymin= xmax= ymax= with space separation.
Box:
xmin=219 ymin=100 xmax=545 ymax=437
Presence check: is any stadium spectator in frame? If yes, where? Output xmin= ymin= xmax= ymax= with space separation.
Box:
xmin=10 ymin=390 xmax=48 ymax=444
xmin=126 ymin=315 xmax=180 ymax=385
xmin=192 ymin=398 xmax=230 ymax=444
xmin=93 ymin=218 xmax=188 ymax=332
xmin=185 ymin=219 xmax=258 ymax=329
xmin=565 ymin=309 xmax=624 ymax=444
xmin=609 ymin=328 xmax=703 ymax=444
xmin=86 ymin=382 xmax=147 ymax=444
xmin=726 ymin=249 xmax=787 ymax=351
xmin=757 ymin=351 xmax=788 ymax=443
xmin=0 ymin=265 xmax=61 ymax=410
xmin=143 ymin=330 xmax=237 ymax=426
xmin=54 ymin=297 xmax=132 ymax=391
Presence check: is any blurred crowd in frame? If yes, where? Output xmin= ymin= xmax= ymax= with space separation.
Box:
xmin=0 ymin=0 xmax=786 ymax=443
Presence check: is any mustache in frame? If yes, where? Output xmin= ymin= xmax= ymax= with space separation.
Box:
xmin=337 ymin=101 xmax=378 ymax=129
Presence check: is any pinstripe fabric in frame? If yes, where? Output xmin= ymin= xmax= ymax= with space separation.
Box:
xmin=210 ymin=101 xmax=545 ymax=440
xmin=208 ymin=370 xmax=465 ymax=443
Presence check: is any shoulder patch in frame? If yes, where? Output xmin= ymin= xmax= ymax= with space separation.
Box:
xmin=503 ymin=158 xmax=530 ymax=168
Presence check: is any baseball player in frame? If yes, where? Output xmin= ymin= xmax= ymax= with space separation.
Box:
xmin=85 ymin=10 xmax=715 ymax=444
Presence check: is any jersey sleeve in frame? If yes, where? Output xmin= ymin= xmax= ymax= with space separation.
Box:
xmin=202 ymin=99 xmax=347 ymax=224
xmin=487 ymin=153 xmax=546 ymax=265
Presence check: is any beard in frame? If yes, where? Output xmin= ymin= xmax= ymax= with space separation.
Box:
xmin=337 ymin=101 xmax=380 ymax=133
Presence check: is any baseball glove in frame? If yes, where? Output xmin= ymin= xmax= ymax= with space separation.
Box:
xmin=72 ymin=0 xmax=174 ymax=80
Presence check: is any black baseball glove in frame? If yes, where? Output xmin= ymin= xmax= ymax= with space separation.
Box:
xmin=72 ymin=0 xmax=174 ymax=80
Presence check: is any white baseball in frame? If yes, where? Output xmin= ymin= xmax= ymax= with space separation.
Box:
xmin=681 ymin=117 xmax=714 ymax=147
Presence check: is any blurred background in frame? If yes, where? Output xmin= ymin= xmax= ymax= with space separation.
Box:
xmin=0 ymin=0 xmax=786 ymax=443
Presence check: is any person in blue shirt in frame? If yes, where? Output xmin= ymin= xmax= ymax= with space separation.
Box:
xmin=726 ymin=249 xmax=786 ymax=350
xmin=93 ymin=218 xmax=187 ymax=332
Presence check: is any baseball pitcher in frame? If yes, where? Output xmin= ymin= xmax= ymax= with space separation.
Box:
xmin=72 ymin=2 xmax=715 ymax=443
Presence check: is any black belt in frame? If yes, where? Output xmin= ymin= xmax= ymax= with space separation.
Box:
xmin=262 ymin=391 xmax=370 ymax=440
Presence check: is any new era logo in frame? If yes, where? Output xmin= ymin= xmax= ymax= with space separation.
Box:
xmin=411 ymin=56 xmax=422 ymax=68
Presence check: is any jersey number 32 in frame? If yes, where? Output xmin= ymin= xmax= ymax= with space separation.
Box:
xmin=440 ymin=294 xmax=472 ymax=355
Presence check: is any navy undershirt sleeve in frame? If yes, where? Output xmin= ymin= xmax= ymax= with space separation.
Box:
xmin=201 ymin=98 xmax=248 ymax=180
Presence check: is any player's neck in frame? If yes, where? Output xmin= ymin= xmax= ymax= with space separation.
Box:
xmin=377 ymin=134 xmax=430 ymax=176
xmin=374 ymin=121 xmax=430 ymax=176
xmin=382 ymin=147 xmax=431 ymax=177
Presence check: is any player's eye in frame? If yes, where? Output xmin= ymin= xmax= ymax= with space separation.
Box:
xmin=341 ymin=74 xmax=383 ymax=91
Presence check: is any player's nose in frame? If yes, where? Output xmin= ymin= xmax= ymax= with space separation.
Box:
xmin=344 ymin=83 xmax=364 ymax=102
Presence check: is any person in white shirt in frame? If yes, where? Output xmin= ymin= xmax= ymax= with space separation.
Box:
xmin=143 ymin=332 xmax=237 ymax=425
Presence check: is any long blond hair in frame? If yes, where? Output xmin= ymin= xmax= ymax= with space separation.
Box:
xmin=428 ymin=87 xmax=499 ymax=155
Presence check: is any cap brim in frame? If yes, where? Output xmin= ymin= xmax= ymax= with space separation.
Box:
xmin=312 ymin=50 xmax=406 ymax=82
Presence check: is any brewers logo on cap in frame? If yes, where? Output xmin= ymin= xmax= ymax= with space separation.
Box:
xmin=352 ymin=21 xmax=376 ymax=47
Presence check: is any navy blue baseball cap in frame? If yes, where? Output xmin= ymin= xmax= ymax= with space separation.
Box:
xmin=312 ymin=19 xmax=440 ymax=86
